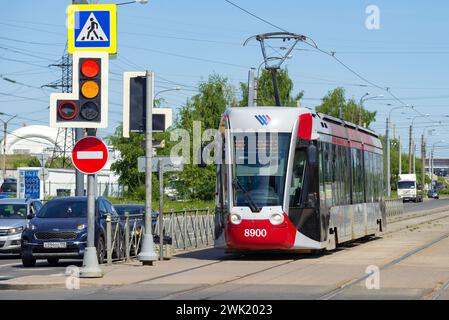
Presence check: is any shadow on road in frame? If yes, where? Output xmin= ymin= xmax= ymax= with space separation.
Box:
xmin=0 ymin=254 xmax=20 ymax=260
xmin=12 ymin=260 xmax=83 ymax=269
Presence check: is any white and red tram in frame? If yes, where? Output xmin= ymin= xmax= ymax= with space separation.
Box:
xmin=214 ymin=107 xmax=385 ymax=252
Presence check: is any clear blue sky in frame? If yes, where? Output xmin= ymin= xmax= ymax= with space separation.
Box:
xmin=1 ymin=0 xmax=449 ymax=156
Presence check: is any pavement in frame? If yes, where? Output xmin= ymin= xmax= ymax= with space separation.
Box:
xmin=1 ymin=200 xmax=449 ymax=299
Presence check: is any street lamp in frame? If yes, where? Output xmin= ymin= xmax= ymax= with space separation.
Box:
xmin=430 ymin=140 xmax=446 ymax=186
xmin=0 ymin=112 xmax=17 ymax=180
xmin=407 ymin=114 xmax=430 ymax=174
xmin=154 ymin=87 xmax=181 ymax=103
xmin=359 ymin=93 xmax=384 ymax=126
xmin=385 ymin=104 xmax=413 ymax=197
xmin=116 ymin=0 xmax=148 ymax=6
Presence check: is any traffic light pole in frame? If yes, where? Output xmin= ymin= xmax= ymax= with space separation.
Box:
xmin=138 ymin=70 xmax=158 ymax=265
xmin=75 ymin=128 xmax=85 ymax=196
xmin=80 ymin=128 xmax=102 ymax=278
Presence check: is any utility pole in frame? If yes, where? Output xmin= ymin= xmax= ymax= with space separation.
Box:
xmin=138 ymin=70 xmax=158 ymax=265
xmin=413 ymin=142 xmax=416 ymax=174
xmin=247 ymin=68 xmax=255 ymax=107
xmin=408 ymin=125 xmax=412 ymax=174
xmin=385 ymin=117 xmax=391 ymax=197
xmin=398 ymin=136 xmax=402 ymax=175
xmin=73 ymin=0 xmax=88 ymax=197
xmin=421 ymin=134 xmax=425 ymax=195
xmin=0 ymin=114 xmax=17 ymax=180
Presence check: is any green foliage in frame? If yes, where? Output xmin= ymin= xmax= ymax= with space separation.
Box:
xmin=108 ymin=124 xmax=146 ymax=198
xmin=173 ymin=74 xmax=236 ymax=200
xmin=239 ymin=68 xmax=303 ymax=107
xmin=380 ymin=136 xmax=425 ymax=191
xmin=315 ymin=87 xmax=376 ymax=127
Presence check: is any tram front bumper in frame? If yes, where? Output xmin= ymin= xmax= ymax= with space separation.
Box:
xmin=225 ymin=215 xmax=297 ymax=250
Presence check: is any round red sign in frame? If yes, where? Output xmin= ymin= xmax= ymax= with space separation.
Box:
xmin=71 ymin=136 xmax=108 ymax=174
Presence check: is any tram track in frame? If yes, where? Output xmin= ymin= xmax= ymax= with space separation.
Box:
xmin=163 ymin=209 xmax=449 ymax=300
xmin=80 ymin=207 xmax=449 ymax=300
xmin=317 ymin=224 xmax=449 ymax=300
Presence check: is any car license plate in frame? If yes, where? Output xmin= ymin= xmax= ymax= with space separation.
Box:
xmin=43 ymin=242 xmax=67 ymax=249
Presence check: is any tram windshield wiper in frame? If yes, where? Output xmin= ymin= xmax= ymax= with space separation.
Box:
xmin=232 ymin=178 xmax=261 ymax=212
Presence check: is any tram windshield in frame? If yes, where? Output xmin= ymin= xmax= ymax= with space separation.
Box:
xmin=232 ymin=132 xmax=291 ymax=209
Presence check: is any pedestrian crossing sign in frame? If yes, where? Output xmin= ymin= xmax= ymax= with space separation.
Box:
xmin=67 ymin=4 xmax=117 ymax=54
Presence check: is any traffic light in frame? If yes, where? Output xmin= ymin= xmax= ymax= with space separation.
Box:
xmin=122 ymin=71 xmax=172 ymax=138
xmin=50 ymin=51 xmax=109 ymax=128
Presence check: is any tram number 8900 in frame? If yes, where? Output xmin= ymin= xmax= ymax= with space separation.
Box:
xmin=244 ymin=229 xmax=267 ymax=238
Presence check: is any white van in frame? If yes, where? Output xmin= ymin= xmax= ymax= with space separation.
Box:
xmin=397 ymin=174 xmax=423 ymax=202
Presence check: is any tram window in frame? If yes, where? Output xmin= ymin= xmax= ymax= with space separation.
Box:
xmin=289 ymin=148 xmax=307 ymax=207
xmin=352 ymin=148 xmax=364 ymax=204
xmin=318 ymin=142 xmax=326 ymax=210
xmin=232 ymin=132 xmax=291 ymax=208
xmin=323 ymin=143 xmax=333 ymax=208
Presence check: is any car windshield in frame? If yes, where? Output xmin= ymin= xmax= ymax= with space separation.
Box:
xmin=37 ymin=200 xmax=87 ymax=218
xmin=115 ymin=206 xmax=143 ymax=216
xmin=232 ymin=132 xmax=291 ymax=208
xmin=1 ymin=182 xmax=17 ymax=193
xmin=0 ymin=204 xmax=27 ymax=219
xmin=398 ymin=181 xmax=415 ymax=189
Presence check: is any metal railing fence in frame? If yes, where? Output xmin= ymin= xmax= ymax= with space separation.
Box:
xmin=384 ymin=199 xmax=404 ymax=218
xmin=105 ymin=208 xmax=215 ymax=264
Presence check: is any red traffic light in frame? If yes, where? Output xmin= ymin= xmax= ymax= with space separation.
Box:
xmin=81 ymin=59 xmax=100 ymax=78
xmin=58 ymin=101 xmax=77 ymax=120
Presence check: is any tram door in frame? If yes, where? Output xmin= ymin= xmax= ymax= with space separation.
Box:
xmin=288 ymin=144 xmax=321 ymax=241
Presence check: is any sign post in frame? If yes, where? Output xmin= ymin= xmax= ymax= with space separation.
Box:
xmin=72 ymin=136 xmax=108 ymax=278
xmin=138 ymin=71 xmax=158 ymax=265
xmin=137 ymin=156 xmax=184 ymax=260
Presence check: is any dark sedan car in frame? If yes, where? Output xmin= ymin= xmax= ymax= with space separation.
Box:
xmin=427 ymin=189 xmax=439 ymax=199
xmin=21 ymin=196 xmax=122 ymax=267
xmin=114 ymin=204 xmax=158 ymax=229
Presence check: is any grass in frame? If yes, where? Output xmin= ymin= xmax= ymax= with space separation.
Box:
xmin=107 ymin=196 xmax=214 ymax=211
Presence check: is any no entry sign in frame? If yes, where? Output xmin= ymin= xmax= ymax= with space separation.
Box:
xmin=72 ymin=136 xmax=108 ymax=174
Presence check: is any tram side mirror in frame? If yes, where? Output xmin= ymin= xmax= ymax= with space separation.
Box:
xmin=307 ymin=144 xmax=318 ymax=166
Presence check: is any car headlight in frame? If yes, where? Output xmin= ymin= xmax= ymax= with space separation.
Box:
xmin=230 ymin=213 xmax=242 ymax=225
xmin=76 ymin=224 xmax=87 ymax=230
xmin=8 ymin=226 xmax=24 ymax=235
xmin=269 ymin=213 xmax=284 ymax=225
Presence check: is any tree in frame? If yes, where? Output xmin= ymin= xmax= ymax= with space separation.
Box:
xmin=239 ymin=68 xmax=303 ymax=107
xmin=316 ymin=87 xmax=376 ymax=127
xmin=173 ymin=74 xmax=236 ymax=200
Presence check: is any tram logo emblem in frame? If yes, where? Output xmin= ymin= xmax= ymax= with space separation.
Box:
xmin=255 ymin=114 xmax=271 ymax=126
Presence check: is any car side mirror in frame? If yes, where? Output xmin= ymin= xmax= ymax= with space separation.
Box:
xmin=307 ymin=144 xmax=318 ymax=167
xmin=27 ymin=213 xmax=34 ymax=220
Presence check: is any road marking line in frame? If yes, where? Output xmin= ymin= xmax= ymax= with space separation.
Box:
xmin=0 ymin=262 xmax=21 ymax=268
xmin=77 ymin=151 xmax=103 ymax=159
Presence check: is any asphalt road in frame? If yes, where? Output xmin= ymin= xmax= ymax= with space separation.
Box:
xmin=403 ymin=198 xmax=449 ymax=213
xmin=1 ymin=199 xmax=449 ymax=300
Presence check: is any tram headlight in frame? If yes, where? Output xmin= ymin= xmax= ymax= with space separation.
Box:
xmin=230 ymin=213 xmax=242 ymax=225
xmin=269 ymin=213 xmax=284 ymax=225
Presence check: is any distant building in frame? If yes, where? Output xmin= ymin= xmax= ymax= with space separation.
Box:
xmin=425 ymin=158 xmax=449 ymax=177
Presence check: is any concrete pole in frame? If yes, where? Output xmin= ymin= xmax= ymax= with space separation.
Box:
xmin=421 ymin=134 xmax=425 ymax=193
xmin=386 ymin=117 xmax=391 ymax=197
xmin=247 ymin=68 xmax=255 ymax=107
xmin=408 ymin=125 xmax=412 ymax=174
xmin=158 ymin=160 xmax=164 ymax=261
xmin=413 ymin=142 xmax=416 ymax=174
xmin=2 ymin=122 xmax=7 ymax=180
xmin=138 ymin=70 xmax=158 ymax=265
xmin=398 ymin=136 xmax=402 ymax=175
